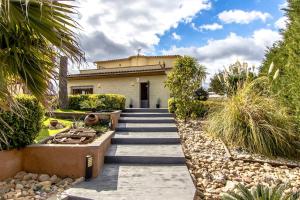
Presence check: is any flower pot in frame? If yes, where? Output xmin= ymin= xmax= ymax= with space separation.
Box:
xmin=129 ymin=104 xmax=133 ymax=108
xmin=156 ymin=104 xmax=160 ymax=108
xmin=50 ymin=120 xmax=58 ymax=127
xmin=84 ymin=114 xmax=99 ymax=126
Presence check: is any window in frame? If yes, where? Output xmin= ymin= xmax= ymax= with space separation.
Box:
xmin=71 ymin=86 xmax=94 ymax=95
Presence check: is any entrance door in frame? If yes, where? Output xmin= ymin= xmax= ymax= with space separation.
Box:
xmin=140 ymin=82 xmax=149 ymax=108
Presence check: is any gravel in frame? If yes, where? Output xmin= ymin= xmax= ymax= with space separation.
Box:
xmin=0 ymin=172 xmax=84 ymax=200
xmin=177 ymin=119 xmax=300 ymax=200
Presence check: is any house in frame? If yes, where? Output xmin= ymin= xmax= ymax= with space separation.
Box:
xmin=67 ymin=55 xmax=180 ymax=108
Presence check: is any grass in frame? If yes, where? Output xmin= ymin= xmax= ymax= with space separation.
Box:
xmin=54 ymin=109 xmax=87 ymax=113
xmin=35 ymin=117 xmax=110 ymax=143
xmin=35 ymin=118 xmax=73 ymax=142
xmin=206 ymin=77 xmax=300 ymax=158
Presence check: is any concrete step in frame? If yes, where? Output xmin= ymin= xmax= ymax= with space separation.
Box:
xmin=123 ymin=108 xmax=169 ymax=113
xmin=105 ymin=144 xmax=185 ymax=164
xmin=112 ymin=132 xmax=180 ymax=144
xmin=116 ymin=123 xmax=178 ymax=132
xmin=119 ymin=117 xmax=175 ymax=123
xmin=121 ymin=112 xmax=173 ymax=117
xmin=63 ymin=164 xmax=196 ymax=200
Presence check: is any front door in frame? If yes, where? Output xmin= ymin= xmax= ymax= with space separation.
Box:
xmin=140 ymin=82 xmax=149 ymax=108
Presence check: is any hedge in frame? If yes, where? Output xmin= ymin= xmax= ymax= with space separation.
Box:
xmin=168 ymin=98 xmax=223 ymax=118
xmin=68 ymin=94 xmax=126 ymax=111
xmin=0 ymin=95 xmax=44 ymax=150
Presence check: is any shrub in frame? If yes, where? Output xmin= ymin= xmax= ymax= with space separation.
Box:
xmin=195 ymin=87 xmax=209 ymax=101
xmin=168 ymin=98 xmax=177 ymax=113
xmin=222 ymin=183 xmax=300 ymax=200
xmin=68 ymin=94 xmax=126 ymax=111
xmin=80 ymin=97 xmax=104 ymax=111
xmin=206 ymin=77 xmax=300 ymax=158
xmin=165 ymin=56 xmax=206 ymax=119
xmin=0 ymin=95 xmax=44 ymax=150
xmin=168 ymin=98 xmax=222 ymax=118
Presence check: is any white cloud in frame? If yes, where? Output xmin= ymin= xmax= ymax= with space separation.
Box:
xmin=198 ymin=23 xmax=223 ymax=31
xmin=278 ymin=1 xmax=288 ymax=10
xmin=275 ymin=16 xmax=288 ymax=29
xmin=172 ymin=32 xmax=182 ymax=40
xmin=162 ymin=29 xmax=281 ymax=85
xmin=218 ymin=10 xmax=272 ymax=24
xmin=75 ymin=0 xmax=211 ymax=62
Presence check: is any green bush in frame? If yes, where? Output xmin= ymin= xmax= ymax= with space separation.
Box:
xmin=206 ymin=77 xmax=300 ymax=158
xmin=0 ymin=95 xmax=44 ymax=150
xmin=80 ymin=97 xmax=104 ymax=111
xmin=195 ymin=87 xmax=209 ymax=101
xmin=68 ymin=94 xmax=126 ymax=111
xmin=168 ymin=98 xmax=222 ymax=118
xmin=168 ymin=98 xmax=177 ymax=113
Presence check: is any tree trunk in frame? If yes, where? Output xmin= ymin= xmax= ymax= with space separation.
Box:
xmin=59 ymin=56 xmax=68 ymax=109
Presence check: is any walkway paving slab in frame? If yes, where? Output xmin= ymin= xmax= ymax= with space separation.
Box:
xmin=119 ymin=117 xmax=175 ymax=123
xmin=105 ymin=144 xmax=185 ymax=164
xmin=64 ymin=164 xmax=195 ymax=200
xmin=112 ymin=132 xmax=180 ymax=144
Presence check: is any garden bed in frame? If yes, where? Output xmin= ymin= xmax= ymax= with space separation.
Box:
xmin=177 ymin=119 xmax=300 ymax=200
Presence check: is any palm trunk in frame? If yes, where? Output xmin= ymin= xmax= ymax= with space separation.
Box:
xmin=58 ymin=56 xmax=68 ymax=109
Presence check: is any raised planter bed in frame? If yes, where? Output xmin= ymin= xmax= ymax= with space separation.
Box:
xmin=0 ymin=130 xmax=115 ymax=181
xmin=46 ymin=110 xmax=121 ymax=130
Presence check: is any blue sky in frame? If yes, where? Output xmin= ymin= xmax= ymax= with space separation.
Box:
xmin=157 ymin=0 xmax=285 ymax=51
xmin=73 ymin=0 xmax=288 ymax=83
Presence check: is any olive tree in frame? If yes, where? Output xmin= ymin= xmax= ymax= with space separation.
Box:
xmin=165 ymin=56 xmax=206 ymax=119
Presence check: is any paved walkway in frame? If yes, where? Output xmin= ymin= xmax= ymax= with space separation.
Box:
xmin=63 ymin=109 xmax=195 ymax=200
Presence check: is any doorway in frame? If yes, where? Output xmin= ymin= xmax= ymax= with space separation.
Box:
xmin=140 ymin=82 xmax=149 ymax=108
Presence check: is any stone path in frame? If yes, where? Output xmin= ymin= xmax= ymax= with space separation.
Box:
xmin=63 ymin=108 xmax=195 ymax=200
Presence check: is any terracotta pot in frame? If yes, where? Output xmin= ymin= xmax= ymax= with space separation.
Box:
xmin=84 ymin=114 xmax=99 ymax=126
xmin=50 ymin=120 xmax=58 ymax=127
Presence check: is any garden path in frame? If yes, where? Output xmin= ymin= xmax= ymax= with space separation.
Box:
xmin=63 ymin=108 xmax=195 ymax=200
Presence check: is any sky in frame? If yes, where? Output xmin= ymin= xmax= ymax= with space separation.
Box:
xmin=71 ymin=0 xmax=288 ymax=85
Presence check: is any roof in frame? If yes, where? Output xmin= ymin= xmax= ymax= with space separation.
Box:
xmin=67 ymin=64 xmax=169 ymax=79
xmin=94 ymin=55 xmax=180 ymax=64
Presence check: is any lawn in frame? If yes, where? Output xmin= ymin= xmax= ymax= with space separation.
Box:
xmin=54 ymin=109 xmax=87 ymax=113
xmin=35 ymin=118 xmax=73 ymax=142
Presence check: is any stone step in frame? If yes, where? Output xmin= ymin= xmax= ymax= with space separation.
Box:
xmin=112 ymin=132 xmax=180 ymax=144
xmin=121 ymin=112 xmax=173 ymax=117
xmin=105 ymin=144 xmax=185 ymax=164
xmin=63 ymin=164 xmax=196 ymax=200
xmin=116 ymin=123 xmax=178 ymax=132
xmin=123 ymin=108 xmax=169 ymax=113
xmin=119 ymin=117 xmax=175 ymax=123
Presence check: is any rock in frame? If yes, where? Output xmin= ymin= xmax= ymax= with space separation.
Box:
xmin=38 ymin=174 xmax=50 ymax=182
xmin=23 ymin=173 xmax=34 ymax=181
xmin=31 ymin=174 xmax=38 ymax=180
xmin=15 ymin=183 xmax=24 ymax=190
xmin=50 ymin=175 xmax=58 ymax=184
xmin=14 ymin=171 xmax=27 ymax=179
xmin=38 ymin=181 xmax=52 ymax=188
xmin=72 ymin=177 xmax=85 ymax=185
xmin=62 ymin=178 xmax=73 ymax=184
xmin=223 ymin=181 xmax=238 ymax=192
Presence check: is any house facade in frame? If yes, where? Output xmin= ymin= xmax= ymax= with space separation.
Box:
xmin=67 ymin=55 xmax=179 ymax=108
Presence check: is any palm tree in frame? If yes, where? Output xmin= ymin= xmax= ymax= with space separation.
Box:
xmin=0 ymin=0 xmax=84 ymax=111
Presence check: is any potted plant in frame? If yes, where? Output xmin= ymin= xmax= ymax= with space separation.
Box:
xmin=129 ymin=99 xmax=133 ymax=108
xmin=50 ymin=119 xmax=58 ymax=127
xmin=156 ymin=98 xmax=161 ymax=108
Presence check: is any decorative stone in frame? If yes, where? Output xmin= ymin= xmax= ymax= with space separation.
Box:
xmin=38 ymin=174 xmax=50 ymax=182
xmin=14 ymin=171 xmax=27 ymax=179
xmin=50 ymin=175 xmax=58 ymax=184
xmin=15 ymin=183 xmax=24 ymax=190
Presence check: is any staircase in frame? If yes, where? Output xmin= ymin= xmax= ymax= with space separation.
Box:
xmin=64 ymin=108 xmax=195 ymax=200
